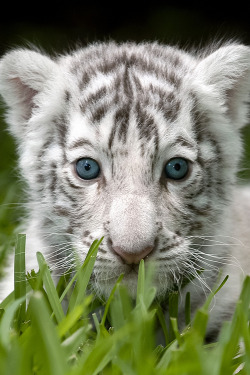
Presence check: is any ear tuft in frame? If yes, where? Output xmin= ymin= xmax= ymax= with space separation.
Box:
xmin=0 ymin=49 xmax=58 ymax=136
xmin=192 ymin=43 xmax=250 ymax=128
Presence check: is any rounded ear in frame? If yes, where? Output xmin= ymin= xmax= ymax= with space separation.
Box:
xmin=0 ymin=49 xmax=59 ymax=137
xmin=191 ymin=44 xmax=250 ymax=128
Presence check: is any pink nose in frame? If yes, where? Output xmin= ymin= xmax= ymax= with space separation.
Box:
xmin=112 ymin=246 xmax=154 ymax=264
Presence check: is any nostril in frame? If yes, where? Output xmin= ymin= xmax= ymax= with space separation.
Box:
xmin=112 ymin=245 xmax=154 ymax=264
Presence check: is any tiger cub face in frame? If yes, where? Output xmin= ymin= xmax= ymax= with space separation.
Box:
xmin=0 ymin=41 xmax=250 ymax=298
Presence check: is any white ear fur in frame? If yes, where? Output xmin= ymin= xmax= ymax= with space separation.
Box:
xmin=192 ymin=44 xmax=250 ymax=128
xmin=0 ymin=49 xmax=59 ymax=137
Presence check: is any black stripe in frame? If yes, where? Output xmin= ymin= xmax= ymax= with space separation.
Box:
xmin=58 ymin=185 xmax=78 ymax=204
xmin=53 ymin=114 xmax=68 ymax=148
xmin=175 ymin=136 xmax=196 ymax=150
xmin=81 ymin=86 xmax=107 ymax=111
xmin=123 ymin=63 xmax=133 ymax=99
xmin=48 ymin=162 xmax=57 ymax=195
xmin=65 ymin=176 xmax=81 ymax=190
xmin=115 ymin=105 xmax=130 ymax=143
xmin=53 ymin=205 xmax=70 ymax=217
xmin=187 ymin=203 xmax=211 ymax=216
xmin=78 ymin=71 xmax=92 ymax=91
xmin=90 ymin=104 xmax=109 ymax=123
xmin=190 ymin=95 xmax=211 ymax=142
xmin=135 ymin=101 xmax=159 ymax=145
xmin=65 ymin=90 xmax=71 ymax=103
xmin=108 ymin=121 xmax=117 ymax=150
xmin=69 ymin=138 xmax=94 ymax=150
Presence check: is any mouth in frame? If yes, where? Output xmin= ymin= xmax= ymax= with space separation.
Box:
xmin=126 ymin=263 xmax=140 ymax=274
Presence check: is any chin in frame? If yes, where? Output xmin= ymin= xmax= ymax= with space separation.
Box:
xmin=93 ymin=266 xmax=173 ymax=301
xmin=92 ymin=269 xmax=140 ymax=300
xmin=120 ymin=271 xmax=140 ymax=299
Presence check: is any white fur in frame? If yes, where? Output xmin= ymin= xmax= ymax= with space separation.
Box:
xmin=0 ymin=42 xmax=250 ymax=338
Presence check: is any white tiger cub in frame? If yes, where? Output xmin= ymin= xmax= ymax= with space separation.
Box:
xmin=0 ymin=41 xmax=250 ymax=340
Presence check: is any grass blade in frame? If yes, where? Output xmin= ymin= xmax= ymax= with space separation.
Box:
xmin=100 ymin=273 xmax=124 ymax=329
xmin=29 ymin=291 xmax=68 ymax=375
xmin=0 ymin=297 xmax=25 ymax=349
xmin=156 ymin=304 xmax=169 ymax=345
xmin=109 ymin=283 xmax=133 ymax=330
xmin=36 ymin=252 xmax=65 ymax=323
xmin=57 ymin=296 xmax=91 ymax=339
xmin=61 ymin=326 xmax=88 ymax=356
xmin=14 ymin=234 xmax=26 ymax=326
xmin=168 ymin=291 xmax=179 ymax=342
xmin=203 ymin=275 xmax=229 ymax=312
xmin=0 ymin=291 xmax=14 ymax=309
xmin=136 ymin=259 xmax=145 ymax=305
xmin=68 ymin=238 xmax=102 ymax=312
xmin=170 ymin=317 xmax=182 ymax=346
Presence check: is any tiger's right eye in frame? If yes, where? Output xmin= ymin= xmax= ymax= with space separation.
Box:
xmin=75 ymin=158 xmax=100 ymax=180
xmin=165 ymin=157 xmax=189 ymax=180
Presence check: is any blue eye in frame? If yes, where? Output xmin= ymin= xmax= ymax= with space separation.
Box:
xmin=76 ymin=158 xmax=100 ymax=180
xmin=165 ymin=158 xmax=189 ymax=180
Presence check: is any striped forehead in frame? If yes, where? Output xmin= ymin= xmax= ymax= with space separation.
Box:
xmin=80 ymin=67 xmax=177 ymax=99
xmin=67 ymin=105 xmax=158 ymax=153
xmin=66 ymin=49 xmax=193 ymax=156
xmin=66 ymin=99 xmax=197 ymax=166
xmin=76 ymin=51 xmax=184 ymax=121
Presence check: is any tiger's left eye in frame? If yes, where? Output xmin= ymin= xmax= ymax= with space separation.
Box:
xmin=75 ymin=158 xmax=100 ymax=180
xmin=165 ymin=158 xmax=189 ymax=180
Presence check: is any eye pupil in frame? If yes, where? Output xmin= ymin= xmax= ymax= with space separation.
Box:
xmin=76 ymin=158 xmax=100 ymax=180
xmin=165 ymin=158 xmax=189 ymax=180
xmin=174 ymin=163 xmax=181 ymax=171
xmin=84 ymin=163 xmax=91 ymax=171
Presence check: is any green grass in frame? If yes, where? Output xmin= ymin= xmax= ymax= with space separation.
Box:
xmin=0 ymin=234 xmax=249 ymax=375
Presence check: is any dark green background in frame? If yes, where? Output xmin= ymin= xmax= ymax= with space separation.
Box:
xmin=0 ymin=2 xmax=250 ymax=243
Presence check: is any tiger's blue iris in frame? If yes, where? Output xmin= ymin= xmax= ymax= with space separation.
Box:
xmin=165 ymin=158 xmax=189 ymax=180
xmin=76 ymin=158 xmax=100 ymax=180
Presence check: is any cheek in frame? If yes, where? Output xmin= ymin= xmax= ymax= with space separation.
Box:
xmin=158 ymin=193 xmax=185 ymax=227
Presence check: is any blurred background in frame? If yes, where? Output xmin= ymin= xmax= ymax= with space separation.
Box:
xmin=0 ymin=1 xmax=250 ymax=248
